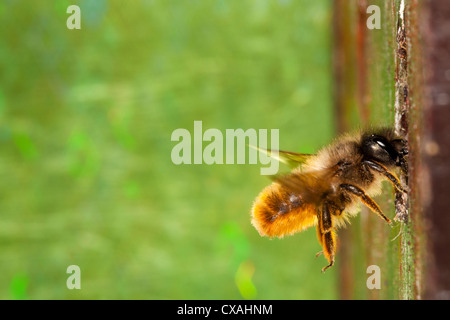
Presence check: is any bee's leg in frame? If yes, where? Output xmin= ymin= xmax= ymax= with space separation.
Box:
xmin=340 ymin=183 xmax=392 ymax=225
xmin=317 ymin=202 xmax=336 ymax=272
xmin=363 ymin=160 xmax=406 ymax=193
xmin=315 ymin=226 xmax=323 ymax=258
xmin=321 ymin=232 xmax=336 ymax=272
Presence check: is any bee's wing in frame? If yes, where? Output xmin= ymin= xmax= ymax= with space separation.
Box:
xmin=271 ymin=167 xmax=336 ymax=198
xmin=248 ymin=145 xmax=315 ymax=169
xmin=251 ymin=167 xmax=338 ymax=238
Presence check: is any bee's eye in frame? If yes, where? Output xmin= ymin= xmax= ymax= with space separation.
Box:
xmin=362 ymin=135 xmax=395 ymax=165
xmin=375 ymin=140 xmax=386 ymax=149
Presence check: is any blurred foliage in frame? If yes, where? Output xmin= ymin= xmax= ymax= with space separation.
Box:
xmin=0 ymin=0 xmax=335 ymax=299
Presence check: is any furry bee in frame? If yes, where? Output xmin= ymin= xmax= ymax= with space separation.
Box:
xmin=251 ymin=128 xmax=408 ymax=272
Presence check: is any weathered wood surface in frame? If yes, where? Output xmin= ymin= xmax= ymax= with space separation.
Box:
xmin=331 ymin=0 xmax=450 ymax=300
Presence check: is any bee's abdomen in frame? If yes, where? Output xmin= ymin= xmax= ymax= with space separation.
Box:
xmin=251 ymin=183 xmax=317 ymax=238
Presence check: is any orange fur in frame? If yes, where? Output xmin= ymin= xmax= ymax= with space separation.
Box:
xmin=251 ymin=182 xmax=318 ymax=238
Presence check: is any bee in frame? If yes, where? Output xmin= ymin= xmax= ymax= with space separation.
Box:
xmin=251 ymin=127 xmax=408 ymax=272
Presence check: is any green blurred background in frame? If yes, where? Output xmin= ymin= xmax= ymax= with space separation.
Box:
xmin=0 ymin=0 xmax=335 ymax=299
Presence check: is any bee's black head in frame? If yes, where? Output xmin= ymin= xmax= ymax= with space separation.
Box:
xmin=361 ymin=128 xmax=408 ymax=173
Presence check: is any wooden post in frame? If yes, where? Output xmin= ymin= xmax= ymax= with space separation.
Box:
xmin=331 ymin=0 xmax=450 ymax=299
xmin=420 ymin=0 xmax=450 ymax=300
